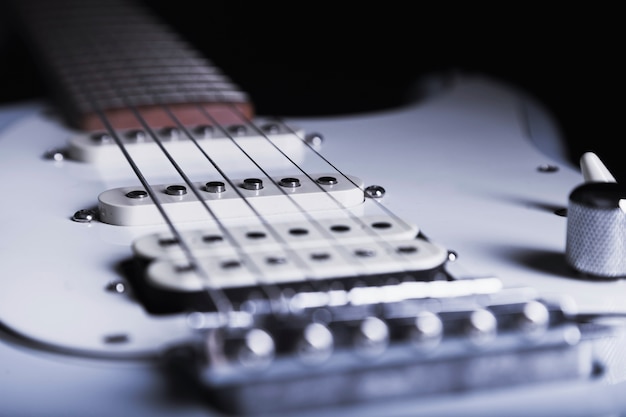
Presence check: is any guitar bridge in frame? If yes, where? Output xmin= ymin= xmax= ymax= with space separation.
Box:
xmin=162 ymin=288 xmax=607 ymax=415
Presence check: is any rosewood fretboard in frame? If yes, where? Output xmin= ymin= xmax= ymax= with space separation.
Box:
xmin=10 ymin=0 xmax=254 ymax=131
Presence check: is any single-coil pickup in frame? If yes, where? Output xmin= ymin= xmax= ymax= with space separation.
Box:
xmin=99 ymin=174 xmax=364 ymax=226
xmin=68 ymin=122 xmax=308 ymax=166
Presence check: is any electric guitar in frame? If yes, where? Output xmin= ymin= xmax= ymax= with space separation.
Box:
xmin=2 ymin=1 xmax=626 ymax=416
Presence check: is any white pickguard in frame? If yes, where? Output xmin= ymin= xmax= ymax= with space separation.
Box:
xmin=1 ymin=75 xmax=626 ymax=416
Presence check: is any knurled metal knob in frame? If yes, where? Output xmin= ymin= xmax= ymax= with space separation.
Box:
xmin=565 ymin=182 xmax=626 ymax=278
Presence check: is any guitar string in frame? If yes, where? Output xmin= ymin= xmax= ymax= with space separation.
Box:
xmin=73 ymin=1 xmax=438 ymax=319
xmin=46 ymin=0 xmax=313 ymax=317
xmin=96 ymin=0 xmax=431 ymax=293
xmin=216 ymin=103 xmax=439 ymax=273
xmin=275 ymin=119 xmax=424 ymax=238
xmin=78 ymin=28 xmax=322 ymax=316
xmin=192 ymin=106 xmax=379 ymax=272
xmin=76 ymin=32 xmax=244 ymax=318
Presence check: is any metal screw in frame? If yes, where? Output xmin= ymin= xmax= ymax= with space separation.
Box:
xmin=317 ymin=176 xmax=338 ymax=185
xmin=106 ymin=281 xmax=126 ymax=293
xmin=279 ymin=177 xmax=301 ymax=188
xmin=165 ymin=185 xmax=187 ymax=196
xmin=91 ymin=132 xmax=112 ymax=143
xmin=72 ymin=209 xmax=96 ymax=223
xmin=125 ymin=130 xmax=146 ymax=142
xmin=537 ymin=164 xmax=559 ymax=173
xmin=365 ymin=185 xmax=386 ymax=199
xmin=242 ymin=178 xmax=263 ymax=190
xmin=126 ymin=190 xmax=148 ymax=199
xmin=262 ymin=123 xmax=280 ymax=134
xmin=205 ymin=181 xmax=226 ymax=193
xmin=160 ymin=127 xmax=180 ymax=140
xmin=43 ymin=148 xmax=66 ymax=161
xmin=228 ymin=125 xmax=247 ymax=136
xmin=305 ymin=133 xmax=324 ymax=148
xmin=194 ymin=125 xmax=213 ymax=139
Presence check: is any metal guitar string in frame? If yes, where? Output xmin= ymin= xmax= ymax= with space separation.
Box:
xmin=79 ymin=0 xmax=444 ymax=309
xmin=79 ymin=31 xmax=329 ymax=316
xmin=192 ymin=106 xmax=383 ymax=273
xmin=40 ymin=0 xmax=442 ymax=322
xmin=57 ymin=3 xmax=324 ymax=317
xmin=218 ymin=104 xmax=441 ymax=272
xmin=78 ymin=41 xmax=240 ymax=318
xmin=276 ymin=118 xmax=425 ymax=240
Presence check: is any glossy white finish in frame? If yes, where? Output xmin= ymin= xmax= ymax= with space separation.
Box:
xmin=2 ymin=76 xmax=626 ymax=416
xmin=580 ymin=151 xmax=617 ymax=183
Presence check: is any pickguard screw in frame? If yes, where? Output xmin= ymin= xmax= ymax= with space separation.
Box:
xmin=106 ymin=281 xmax=126 ymax=293
xmin=72 ymin=209 xmax=96 ymax=223
xmin=537 ymin=164 xmax=559 ymax=173
xmin=364 ymin=185 xmax=386 ymax=199
xmin=279 ymin=177 xmax=301 ymax=188
xmin=43 ymin=148 xmax=66 ymax=161
xmin=305 ymin=133 xmax=324 ymax=149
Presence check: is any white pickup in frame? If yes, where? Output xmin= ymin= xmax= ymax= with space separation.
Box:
xmin=132 ymin=216 xmax=446 ymax=290
xmin=68 ymin=122 xmax=308 ymax=167
xmin=98 ymin=174 xmax=365 ymax=226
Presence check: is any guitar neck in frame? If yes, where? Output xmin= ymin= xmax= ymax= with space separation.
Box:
xmin=9 ymin=0 xmax=254 ymax=131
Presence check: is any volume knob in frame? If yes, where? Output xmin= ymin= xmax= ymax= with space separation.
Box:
xmin=565 ymin=182 xmax=626 ymax=278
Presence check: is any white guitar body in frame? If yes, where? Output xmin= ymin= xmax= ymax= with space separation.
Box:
xmin=1 ymin=75 xmax=625 ymax=416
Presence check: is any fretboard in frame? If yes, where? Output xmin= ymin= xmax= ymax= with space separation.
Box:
xmin=10 ymin=0 xmax=254 ymax=131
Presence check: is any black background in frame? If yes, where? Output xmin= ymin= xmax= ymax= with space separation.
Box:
xmin=1 ymin=1 xmax=623 ymax=181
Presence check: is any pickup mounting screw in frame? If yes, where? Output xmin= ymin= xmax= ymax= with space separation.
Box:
xmin=365 ymin=185 xmax=385 ymax=199
xmin=537 ymin=164 xmax=559 ymax=173
xmin=72 ymin=209 xmax=96 ymax=223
